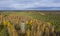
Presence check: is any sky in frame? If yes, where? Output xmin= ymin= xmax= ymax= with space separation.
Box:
xmin=0 ymin=0 xmax=60 ymax=10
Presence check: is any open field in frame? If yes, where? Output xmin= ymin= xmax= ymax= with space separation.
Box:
xmin=0 ymin=11 xmax=60 ymax=36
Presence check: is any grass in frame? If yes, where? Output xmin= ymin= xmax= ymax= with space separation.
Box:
xmin=0 ymin=12 xmax=60 ymax=36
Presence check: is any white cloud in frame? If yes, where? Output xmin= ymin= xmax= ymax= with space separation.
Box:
xmin=0 ymin=0 xmax=60 ymax=10
xmin=9 ymin=0 xmax=60 ymax=9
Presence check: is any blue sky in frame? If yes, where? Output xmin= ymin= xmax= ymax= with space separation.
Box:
xmin=0 ymin=0 xmax=60 ymax=10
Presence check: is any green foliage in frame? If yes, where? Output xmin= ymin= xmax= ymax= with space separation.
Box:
xmin=0 ymin=12 xmax=60 ymax=36
xmin=0 ymin=24 xmax=4 ymax=32
xmin=0 ymin=26 xmax=9 ymax=36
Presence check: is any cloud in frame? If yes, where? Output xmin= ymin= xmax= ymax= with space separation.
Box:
xmin=0 ymin=0 xmax=60 ymax=10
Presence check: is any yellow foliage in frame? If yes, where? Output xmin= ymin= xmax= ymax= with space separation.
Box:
xmin=25 ymin=21 xmax=28 ymax=24
xmin=3 ymin=20 xmax=11 ymax=27
xmin=29 ymin=20 xmax=33 ymax=25
xmin=8 ymin=22 xmax=11 ymax=27
xmin=3 ymin=20 xmax=7 ymax=26
xmin=52 ymin=27 xmax=55 ymax=32
xmin=47 ymin=22 xmax=51 ymax=26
